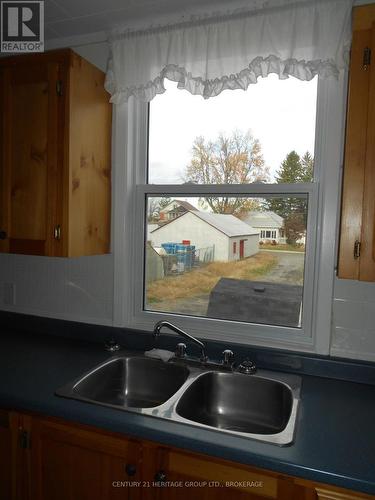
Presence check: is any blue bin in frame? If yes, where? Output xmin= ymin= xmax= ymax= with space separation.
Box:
xmin=161 ymin=243 xmax=196 ymax=269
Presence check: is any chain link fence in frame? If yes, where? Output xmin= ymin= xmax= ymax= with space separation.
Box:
xmin=162 ymin=246 xmax=215 ymax=276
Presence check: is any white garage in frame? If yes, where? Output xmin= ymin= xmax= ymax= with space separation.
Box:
xmin=150 ymin=211 xmax=259 ymax=262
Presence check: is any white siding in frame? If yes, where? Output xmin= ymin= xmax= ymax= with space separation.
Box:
xmin=258 ymin=227 xmax=283 ymax=243
xmin=228 ymin=236 xmax=259 ymax=261
xmin=244 ymin=236 xmax=259 ymax=258
xmin=151 ymin=212 xmax=229 ymax=261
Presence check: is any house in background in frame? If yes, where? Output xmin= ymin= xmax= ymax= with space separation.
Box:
xmin=159 ymin=199 xmax=197 ymax=221
xmin=151 ymin=211 xmax=259 ymax=262
xmin=242 ymin=211 xmax=286 ymax=244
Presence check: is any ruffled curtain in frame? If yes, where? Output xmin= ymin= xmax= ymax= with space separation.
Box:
xmin=105 ymin=0 xmax=353 ymax=103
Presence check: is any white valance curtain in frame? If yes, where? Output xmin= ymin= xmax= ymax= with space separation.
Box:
xmin=105 ymin=0 xmax=353 ymax=103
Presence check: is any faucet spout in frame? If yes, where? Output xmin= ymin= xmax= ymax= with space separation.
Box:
xmin=153 ymin=321 xmax=207 ymax=362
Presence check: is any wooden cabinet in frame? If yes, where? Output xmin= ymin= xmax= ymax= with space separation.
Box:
xmin=141 ymin=443 xmax=302 ymax=500
xmin=338 ymin=5 xmax=375 ymax=281
xmin=295 ymin=479 xmax=375 ymax=500
xmin=29 ymin=418 xmax=142 ymax=500
xmin=2 ymin=410 xmax=374 ymax=500
xmin=0 ymin=409 xmax=13 ymax=500
xmin=0 ymin=410 xmax=32 ymax=500
xmin=0 ymin=49 xmax=112 ymax=257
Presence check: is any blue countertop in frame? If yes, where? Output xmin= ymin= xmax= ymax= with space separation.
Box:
xmin=1 ymin=330 xmax=375 ymax=495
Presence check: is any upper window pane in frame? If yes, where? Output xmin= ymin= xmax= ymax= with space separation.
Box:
xmin=148 ymin=76 xmax=317 ymax=184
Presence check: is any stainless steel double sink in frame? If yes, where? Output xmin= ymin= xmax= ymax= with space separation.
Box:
xmin=56 ymin=353 xmax=301 ymax=446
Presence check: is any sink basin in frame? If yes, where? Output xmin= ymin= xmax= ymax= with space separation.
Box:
xmin=176 ymin=371 xmax=293 ymax=436
xmin=57 ymin=353 xmax=300 ymax=445
xmin=59 ymin=356 xmax=189 ymax=409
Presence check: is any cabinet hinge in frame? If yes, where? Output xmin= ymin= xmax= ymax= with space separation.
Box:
xmin=19 ymin=430 xmax=31 ymax=449
xmin=54 ymin=225 xmax=61 ymax=240
xmin=56 ymin=80 xmax=63 ymax=96
xmin=363 ymin=47 xmax=371 ymax=70
xmin=354 ymin=240 xmax=361 ymax=259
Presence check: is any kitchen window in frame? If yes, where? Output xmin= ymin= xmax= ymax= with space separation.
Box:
xmin=124 ymin=75 xmax=324 ymax=346
xmin=110 ymin=1 xmax=350 ymax=352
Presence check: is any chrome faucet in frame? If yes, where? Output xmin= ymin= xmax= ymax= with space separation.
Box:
xmin=153 ymin=321 xmax=207 ymax=362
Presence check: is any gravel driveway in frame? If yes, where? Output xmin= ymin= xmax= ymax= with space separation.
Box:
xmin=148 ymin=250 xmax=305 ymax=316
xmin=258 ymin=250 xmax=305 ymax=285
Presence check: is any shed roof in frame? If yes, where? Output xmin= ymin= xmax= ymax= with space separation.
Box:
xmin=242 ymin=211 xmax=284 ymax=229
xmin=151 ymin=210 xmax=259 ymax=237
xmin=191 ymin=211 xmax=259 ymax=237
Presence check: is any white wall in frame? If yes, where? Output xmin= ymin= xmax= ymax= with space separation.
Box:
xmin=73 ymin=42 xmax=109 ymax=72
xmin=330 ymin=278 xmax=375 ymax=362
xmin=150 ymin=212 xmax=229 ymax=261
xmin=0 ymin=253 xmax=113 ymax=324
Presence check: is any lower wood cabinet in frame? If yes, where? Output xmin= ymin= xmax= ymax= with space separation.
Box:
xmin=0 ymin=410 xmax=13 ymax=500
xmin=140 ymin=443 xmax=303 ymax=500
xmin=1 ymin=410 xmax=373 ymax=500
xmin=30 ymin=418 xmax=142 ymax=500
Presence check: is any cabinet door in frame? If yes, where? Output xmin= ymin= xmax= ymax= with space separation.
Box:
xmin=142 ymin=445 xmax=298 ymax=500
xmin=0 ymin=410 xmax=13 ymax=499
xmin=30 ymin=418 xmax=142 ymax=500
xmin=361 ymin=21 xmax=375 ymax=281
xmin=0 ymin=410 xmax=32 ymax=500
xmin=0 ymin=61 xmax=61 ymax=256
xmin=339 ymin=7 xmax=375 ymax=281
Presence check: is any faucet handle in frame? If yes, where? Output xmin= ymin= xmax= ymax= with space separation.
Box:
xmin=222 ymin=349 xmax=234 ymax=366
xmin=104 ymin=338 xmax=120 ymax=352
xmin=175 ymin=343 xmax=187 ymax=358
xmin=238 ymin=359 xmax=257 ymax=374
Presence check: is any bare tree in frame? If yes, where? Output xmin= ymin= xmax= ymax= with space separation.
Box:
xmin=184 ymin=131 xmax=269 ymax=215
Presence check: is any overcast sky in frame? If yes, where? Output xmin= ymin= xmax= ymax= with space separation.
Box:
xmin=148 ymin=75 xmax=317 ymax=185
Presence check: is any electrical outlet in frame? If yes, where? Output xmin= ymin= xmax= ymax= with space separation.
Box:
xmin=3 ymin=283 xmax=16 ymax=306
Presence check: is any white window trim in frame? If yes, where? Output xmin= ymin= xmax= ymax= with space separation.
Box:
xmin=112 ymin=74 xmax=347 ymax=355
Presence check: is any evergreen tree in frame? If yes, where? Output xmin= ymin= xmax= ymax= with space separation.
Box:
xmin=264 ymin=151 xmax=313 ymax=244
xmin=301 ymin=151 xmax=314 ymax=182
xmin=275 ymin=151 xmax=305 ymax=184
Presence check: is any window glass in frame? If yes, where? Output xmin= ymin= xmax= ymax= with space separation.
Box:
xmin=148 ymin=77 xmax=317 ymax=185
xmin=145 ymin=75 xmax=316 ymax=333
xmin=145 ymin=195 xmax=308 ymax=328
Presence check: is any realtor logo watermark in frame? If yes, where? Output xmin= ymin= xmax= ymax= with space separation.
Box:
xmin=1 ymin=1 xmax=44 ymax=52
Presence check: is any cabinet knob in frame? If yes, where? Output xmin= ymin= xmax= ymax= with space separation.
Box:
xmin=154 ymin=470 xmax=167 ymax=482
xmin=0 ymin=230 xmax=7 ymax=240
xmin=125 ymin=463 xmax=137 ymax=476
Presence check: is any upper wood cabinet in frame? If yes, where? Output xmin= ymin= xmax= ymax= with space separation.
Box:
xmin=338 ymin=5 xmax=375 ymax=281
xmin=0 ymin=49 xmax=112 ymax=257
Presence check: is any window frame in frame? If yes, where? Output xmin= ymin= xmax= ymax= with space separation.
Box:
xmin=135 ymin=183 xmax=316 ymax=346
xmin=112 ymin=74 xmax=347 ymax=355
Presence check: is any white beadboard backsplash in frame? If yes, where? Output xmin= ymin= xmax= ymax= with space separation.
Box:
xmin=2 ymin=253 xmax=375 ymax=361
xmin=0 ymin=253 xmax=114 ymax=325
xmin=331 ymin=278 xmax=375 ymax=362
